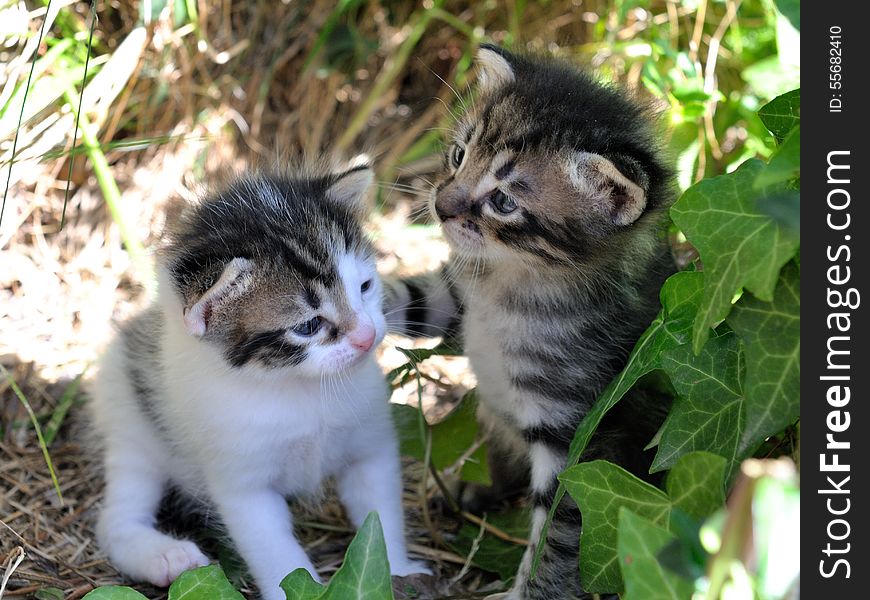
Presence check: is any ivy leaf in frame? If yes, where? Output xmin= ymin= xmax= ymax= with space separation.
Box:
xmin=758 ymin=192 xmax=800 ymax=236
xmin=653 ymin=332 xmax=745 ymax=479
xmin=280 ymin=569 xmax=325 ymax=598
xmin=535 ymin=272 xmax=703 ymax=574
xmin=617 ymin=509 xmax=694 ymax=600
xmin=755 ymin=126 xmax=800 ymax=188
xmin=561 ymin=461 xmax=671 ymax=592
xmin=321 ymin=512 xmax=394 ymax=600
xmin=168 ymin=565 xmax=245 ymax=600
xmin=727 ymin=262 xmax=800 ymax=457
xmin=281 ymin=512 xmax=394 ymax=600
xmin=671 ymin=159 xmax=799 ymax=353
xmin=82 ymin=588 xmax=149 ymax=600
xmin=563 ymin=453 xmax=726 ymax=593
xmin=757 ymin=89 xmax=800 ymax=142
xmin=665 ymin=452 xmax=727 ymax=520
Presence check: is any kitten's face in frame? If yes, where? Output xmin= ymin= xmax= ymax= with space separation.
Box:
xmin=430 ymin=46 xmax=654 ymax=266
xmin=220 ymin=252 xmax=386 ymax=377
xmin=432 ymin=141 xmax=590 ymax=263
xmin=165 ymin=166 xmax=386 ymax=377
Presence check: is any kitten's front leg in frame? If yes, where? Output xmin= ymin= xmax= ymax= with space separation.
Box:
xmin=98 ymin=443 xmax=209 ymax=586
xmin=336 ymin=442 xmax=430 ymax=576
xmin=509 ymin=443 xmax=589 ymax=600
xmin=211 ymin=487 xmax=318 ymax=600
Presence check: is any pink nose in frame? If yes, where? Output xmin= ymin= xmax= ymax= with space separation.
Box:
xmin=348 ymin=323 xmax=376 ymax=353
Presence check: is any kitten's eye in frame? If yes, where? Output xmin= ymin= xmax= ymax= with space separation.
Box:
xmin=490 ymin=190 xmax=518 ymax=214
xmin=450 ymin=144 xmax=465 ymax=169
xmin=360 ymin=279 xmax=373 ymax=293
xmin=293 ymin=316 xmax=322 ymax=336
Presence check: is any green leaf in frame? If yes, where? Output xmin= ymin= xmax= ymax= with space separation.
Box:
xmin=758 ymin=192 xmax=800 ymax=236
xmin=755 ymin=126 xmax=800 ymax=188
xmin=563 ymin=454 xmax=726 ymax=593
xmin=387 ymin=342 xmax=459 ymax=383
xmin=392 ymin=392 xmax=491 ymax=485
xmin=391 ymin=403 xmax=425 ymax=459
xmin=430 ymin=392 xmax=489 ymax=484
xmin=450 ymin=509 xmax=529 ymax=580
xmin=323 ymin=512 xmax=394 ymax=600
xmin=35 ymin=589 xmax=66 ymax=600
xmin=617 ymin=509 xmax=694 ymax=600
xmin=671 ymin=159 xmax=799 ymax=353
xmin=561 ymin=461 xmax=671 ymax=592
xmin=82 ymin=588 xmax=149 ymax=600
xmin=459 ymin=443 xmax=491 ymax=485
xmin=727 ymin=262 xmax=800 ymax=458
xmin=168 ymin=565 xmax=245 ymax=600
xmin=757 ymin=89 xmax=800 ymax=142
xmin=659 ymin=510 xmax=707 ymax=581
xmin=665 ymin=452 xmax=726 ymax=520
xmin=280 ymin=568 xmax=326 ymax=598
xmin=654 ymin=333 xmax=745 ymax=479
xmin=773 ymin=0 xmax=800 ymax=31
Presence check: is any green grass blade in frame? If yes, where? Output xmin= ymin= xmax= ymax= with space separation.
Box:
xmin=0 ymin=0 xmax=55 ymax=228
xmin=43 ymin=369 xmax=86 ymax=447
xmin=62 ymin=0 xmax=98 ymax=230
xmin=1 ymin=365 xmax=64 ymax=504
xmin=62 ymin=84 xmax=152 ymax=290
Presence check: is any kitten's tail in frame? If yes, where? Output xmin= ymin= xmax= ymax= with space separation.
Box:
xmin=382 ymin=266 xmax=462 ymax=339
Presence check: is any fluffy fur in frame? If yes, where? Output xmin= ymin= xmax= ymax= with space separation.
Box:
xmin=90 ymin=165 xmax=427 ymax=600
xmin=385 ymin=45 xmax=675 ymax=599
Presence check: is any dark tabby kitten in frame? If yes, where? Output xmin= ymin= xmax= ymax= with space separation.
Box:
xmin=385 ymin=45 xmax=675 ymax=599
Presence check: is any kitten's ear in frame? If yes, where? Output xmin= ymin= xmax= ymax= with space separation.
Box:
xmin=183 ymin=257 xmax=254 ymax=337
xmin=325 ymin=161 xmax=374 ymax=214
xmin=476 ymin=44 xmax=515 ymax=94
xmin=566 ymin=152 xmax=648 ymax=226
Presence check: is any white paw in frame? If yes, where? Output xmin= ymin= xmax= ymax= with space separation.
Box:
xmin=484 ymin=593 xmax=516 ymax=600
xmin=142 ymin=540 xmax=210 ymax=587
xmin=390 ymin=559 xmax=432 ymax=577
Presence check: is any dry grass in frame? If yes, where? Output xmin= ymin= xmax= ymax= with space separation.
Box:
xmin=0 ymin=1 xmax=667 ymax=597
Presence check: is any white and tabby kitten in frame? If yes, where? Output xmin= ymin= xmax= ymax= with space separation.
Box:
xmin=90 ymin=164 xmax=427 ymax=600
xmin=386 ymin=46 xmax=675 ymax=599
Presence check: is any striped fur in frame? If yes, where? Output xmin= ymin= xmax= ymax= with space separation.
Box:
xmin=386 ymin=45 xmax=675 ymax=599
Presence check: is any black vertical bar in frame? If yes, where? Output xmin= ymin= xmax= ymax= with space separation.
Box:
xmin=804 ymin=2 xmax=869 ymax=596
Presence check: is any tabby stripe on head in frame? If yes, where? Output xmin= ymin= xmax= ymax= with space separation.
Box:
xmin=436 ymin=175 xmax=454 ymax=193
xmin=494 ymin=159 xmax=515 ymax=180
xmin=226 ymin=330 xmax=305 ymax=368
